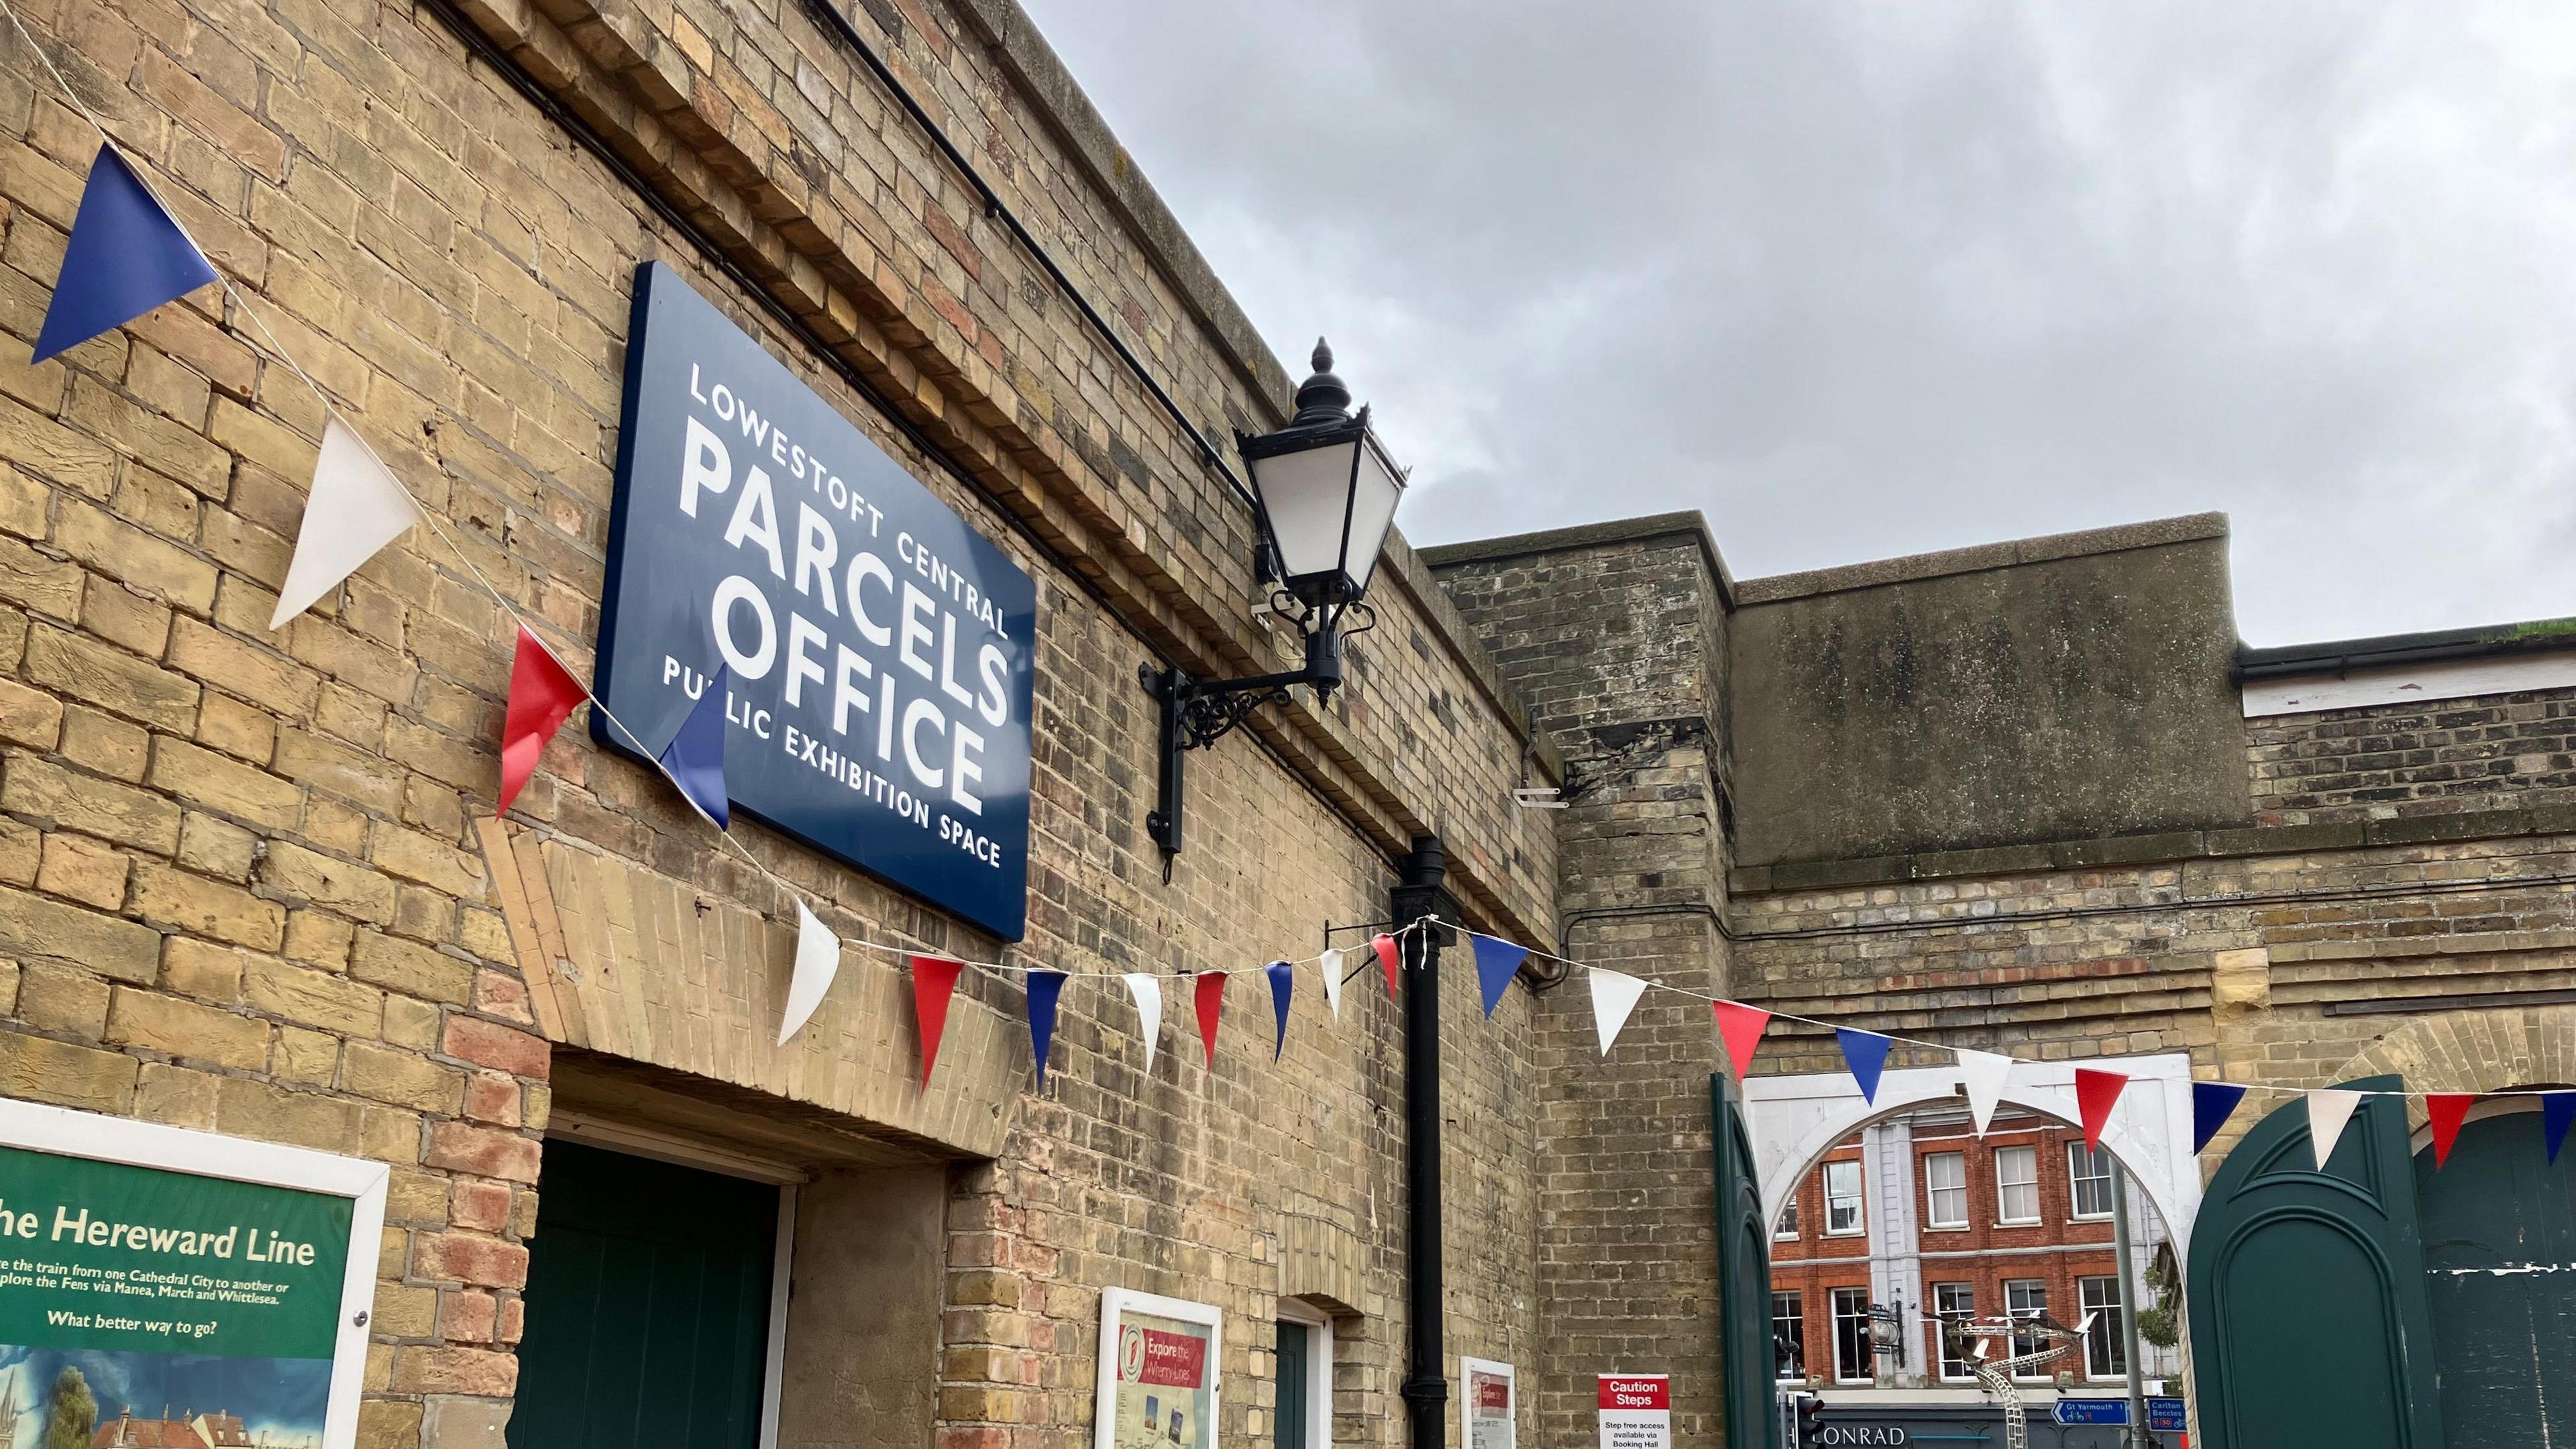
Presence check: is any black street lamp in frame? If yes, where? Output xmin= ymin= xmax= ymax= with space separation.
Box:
xmin=1142 ymin=340 xmax=1409 ymax=871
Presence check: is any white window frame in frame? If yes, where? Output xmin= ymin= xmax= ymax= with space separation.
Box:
xmin=1831 ymin=1287 xmax=1875 ymax=1383
xmin=760 ymin=1185 xmax=799 ymax=1448
xmin=1277 ymin=1298 xmax=1336 ymax=1449
xmin=1994 ymin=1145 xmax=2041 ymax=1226
xmin=2066 ymin=1141 xmax=2114 ymax=1221
xmin=0 ymin=1095 xmax=390 ymax=1449
xmin=1772 ymin=1290 xmax=1805 ymax=1381
xmin=2079 ymin=1275 xmax=2126 ymax=1381
xmin=1775 ymin=1193 xmax=1801 ymax=1241
xmin=1824 ymin=1160 xmax=1866 ymax=1236
xmin=1931 ymin=1283 xmax=1976 ymax=1382
xmin=2004 ymin=1279 xmax=2051 ymax=1381
xmin=1923 ymin=1151 xmax=1968 ymax=1230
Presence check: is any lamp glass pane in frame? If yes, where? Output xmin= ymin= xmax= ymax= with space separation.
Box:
xmin=1340 ymin=437 xmax=1405 ymax=594
xmin=1248 ymin=437 xmax=1360 ymax=582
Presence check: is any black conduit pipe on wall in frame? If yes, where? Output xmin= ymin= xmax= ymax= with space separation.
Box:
xmin=1538 ymin=901 xmax=1733 ymax=989
xmin=1391 ymin=837 xmax=1458 ymax=1449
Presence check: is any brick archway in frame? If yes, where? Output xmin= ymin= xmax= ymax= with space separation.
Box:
xmin=2330 ymin=1005 xmax=2576 ymax=1130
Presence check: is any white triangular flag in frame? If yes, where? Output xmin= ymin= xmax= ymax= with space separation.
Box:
xmin=776 ymin=900 xmax=840 ymax=1045
xmin=1123 ymin=973 xmax=1164 ymax=1073
xmin=2306 ymin=1089 xmax=2363 ymax=1169
xmin=1320 ymin=948 xmax=1345 ymax=1020
xmin=270 ymin=416 xmax=425 ymax=630
xmin=1587 ymin=968 xmax=1650 ymax=1057
xmin=1957 ymin=1050 xmax=2013 ymax=1136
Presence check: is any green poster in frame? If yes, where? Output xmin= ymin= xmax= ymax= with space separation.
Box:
xmin=0 ymin=1142 xmax=352 ymax=1446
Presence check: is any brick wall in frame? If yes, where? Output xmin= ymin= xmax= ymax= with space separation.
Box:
xmin=13 ymin=0 xmax=2576 ymax=1440
xmin=1430 ymin=521 xmax=1737 ymax=1448
xmin=0 ymin=0 xmax=1562 ymax=1444
xmin=1727 ymin=814 xmax=2576 ymax=1183
xmin=1900 ymin=1114 xmax=2127 ymax=1387
xmin=1434 ymin=512 xmax=2576 ymax=1440
xmin=1766 ymin=1115 xmax=2139 ymax=1391
xmin=2248 ymin=686 xmax=2576 ymax=824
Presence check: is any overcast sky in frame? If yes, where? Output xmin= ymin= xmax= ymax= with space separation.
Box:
xmin=1014 ymin=1 xmax=2576 ymax=644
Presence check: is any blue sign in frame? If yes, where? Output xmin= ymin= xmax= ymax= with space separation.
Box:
xmin=2147 ymin=1398 xmax=2186 ymax=1433
xmin=594 ymin=262 xmax=1036 ymax=938
xmin=2051 ymin=1399 xmax=2129 ymax=1427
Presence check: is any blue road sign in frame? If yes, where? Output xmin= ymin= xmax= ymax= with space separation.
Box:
xmin=2051 ymin=1398 xmax=2130 ymax=1427
xmin=2147 ymin=1397 xmax=2187 ymax=1433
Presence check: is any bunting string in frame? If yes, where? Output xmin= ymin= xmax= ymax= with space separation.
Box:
xmin=3 ymin=0 xmax=2564 ymax=1162
xmin=1484 ymin=924 xmax=2569 ymax=1104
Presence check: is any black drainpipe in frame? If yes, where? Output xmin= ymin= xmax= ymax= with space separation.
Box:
xmin=1391 ymin=835 xmax=1457 ymax=1449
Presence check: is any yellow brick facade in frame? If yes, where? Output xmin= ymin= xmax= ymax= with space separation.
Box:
xmin=4 ymin=0 xmax=2573 ymax=1444
xmin=0 ymin=0 xmax=1559 ymax=1442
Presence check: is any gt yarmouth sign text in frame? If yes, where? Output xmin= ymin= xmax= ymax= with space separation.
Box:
xmin=594 ymin=262 xmax=1038 ymax=938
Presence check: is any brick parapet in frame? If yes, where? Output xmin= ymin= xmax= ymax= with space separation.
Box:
xmin=2247 ymin=686 xmax=2576 ymax=824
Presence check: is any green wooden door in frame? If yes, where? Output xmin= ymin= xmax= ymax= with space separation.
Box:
xmin=2185 ymin=1076 xmax=2444 ymax=1449
xmin=1275 ymin=1321 xmax=1309 ymax=1449
xmin=508 ymin=1140 xmax=780 ymax=1449
xmin=1712 ymin=1074 xmax=1779 ymax=1449
xmin=2416 ymin=1108 xmax=2576 ymax=1442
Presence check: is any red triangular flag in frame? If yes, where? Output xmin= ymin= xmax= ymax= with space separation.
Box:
xmin=2075 ymin=1068 xmax=2127 ymax=1152
xmin=1194 ymin=971 xmax=1226 ymax=1067
xmin=498 ymin=627 xmax=587 ymax=816
xmin=1713 ymin=1002 xmax=1772 ymax=1081
xmin=910 ymin=955 xmax=964 ymax=1087
xmin=1372 ymin=933 xmax=1402 ymax=1002
xmin=2426 ymin=1093 xmax=2475 ymax=1169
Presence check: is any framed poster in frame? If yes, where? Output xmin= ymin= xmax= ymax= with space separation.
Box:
xmin=1461 ymin=1356 xmax=1516 ymax=1449
xmin=1095 ymin=1287 xmax=1222 ymax=1449
xmin=0 ymin=1097 xmax=386 ymax=1449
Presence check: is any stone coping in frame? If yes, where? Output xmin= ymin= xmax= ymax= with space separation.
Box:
xmin=1731 ymin=512 xmax=2227 ymax=606
xmin=1417 ymin=510 xmax=1738 ymax=606
xmin=1730 ymin=802 xmax=2576 ymax=895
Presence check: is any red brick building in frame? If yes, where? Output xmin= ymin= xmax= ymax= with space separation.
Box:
xmin=1768 ymin=1103 xmax=2177 ymax=1395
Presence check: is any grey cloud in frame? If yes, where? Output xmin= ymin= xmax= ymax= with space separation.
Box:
xmin=1017 ymin=1 xmax=2576 ymax=641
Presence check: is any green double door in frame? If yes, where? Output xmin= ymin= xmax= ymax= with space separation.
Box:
xmin=2187 ymin=1079 xmax=2576 ymax=1448
xmin=507 ymin=1140 xmax=781 ymax=1449
xmin=2416 ymin=1108 xmax=2576 ymax=1440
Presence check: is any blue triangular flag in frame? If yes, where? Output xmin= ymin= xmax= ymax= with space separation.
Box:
xmin=1471 ymin=934 xmax=1527 ymax=1018
xmin=34 ymin=144 xmax=219 ymax=363
xmin=1265 ymin=961 xmax=1293 ymax=1061
xmin=2545 ymin=1092 xmax=2576 ymax=1165
xmin=2192 ymin=1082 xmax=2249 ymax=1155
xmin=657 ymin=664 xmax=729 ymax=828
xmin=1026 ymin=970 xmax=1068 ymax=1088
xmin=1837 ymin=1027 xmax=1892 ymax=1103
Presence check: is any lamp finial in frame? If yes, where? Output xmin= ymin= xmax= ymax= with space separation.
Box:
xmin=1291 ymin=339 xmax=1351 ymax=426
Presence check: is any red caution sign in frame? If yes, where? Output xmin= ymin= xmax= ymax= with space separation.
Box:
xmin=1597 ymin=1375 xmax=1671 ymax=1449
